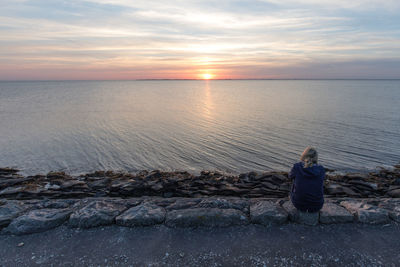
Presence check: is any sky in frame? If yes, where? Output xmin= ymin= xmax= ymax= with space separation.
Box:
xmin=0 ymin=0 xmax=399 ymax=80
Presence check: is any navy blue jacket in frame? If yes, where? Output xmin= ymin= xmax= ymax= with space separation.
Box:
xmin=289 ymin=162 xmax=325 ymax=212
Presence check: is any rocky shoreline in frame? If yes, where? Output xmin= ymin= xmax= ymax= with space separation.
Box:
xmin=1 ymin=166 xmax=399 ymax=235
xmin=1 ymin=165 xmax=400 ymax=200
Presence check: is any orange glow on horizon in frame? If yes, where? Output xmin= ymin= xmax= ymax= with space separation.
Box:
xmin=202 ymin=73 xmax=213 ymax=79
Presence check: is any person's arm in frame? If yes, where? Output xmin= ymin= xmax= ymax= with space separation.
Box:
xmin=289 ymin=164 xmax=296 ymax=180
xmin=321 ymin=167 xmax=326 ymax=180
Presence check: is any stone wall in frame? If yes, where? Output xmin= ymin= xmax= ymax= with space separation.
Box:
xmin=1 ymin=167 xmax=399 ymax=235
xmin=1 ymin=165 xmax=400 ymax=200
xmin=1 ymin=197 xmax=399 ymax=235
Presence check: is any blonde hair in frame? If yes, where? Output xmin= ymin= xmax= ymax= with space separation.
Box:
xmin=300 ymin=146 xmax=318 ymax=168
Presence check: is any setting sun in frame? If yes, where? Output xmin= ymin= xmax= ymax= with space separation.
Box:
xmin=202 ymin=73 xmax=213 ymax=79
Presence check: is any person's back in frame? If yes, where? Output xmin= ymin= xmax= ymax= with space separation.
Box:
xmin=289 ymin=147 xmax=325 ymax=212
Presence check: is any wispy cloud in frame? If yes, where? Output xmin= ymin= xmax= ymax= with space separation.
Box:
xmin=0 ymin=0 xmax=399 ymax=79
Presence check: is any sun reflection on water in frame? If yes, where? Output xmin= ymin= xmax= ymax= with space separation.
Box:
xmin=202 ymin=80 xmax=214 ymax=120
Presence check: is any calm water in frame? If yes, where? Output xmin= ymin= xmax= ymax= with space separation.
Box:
xmin=0 ymin=80 xmax=399 ymax=175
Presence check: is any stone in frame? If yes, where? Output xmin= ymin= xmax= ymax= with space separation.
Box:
xmin=261 ymin=182 xmax=278 ymax=190
xmin=146 ymin=170 xmax=162 ymax=179
xmin=389 ymin=206 xmax=400 ymax=222
xmin=0 ymin=177 xmax=34 ymax=188
xmin=348 ymin=180 xmax=378 ymax=190
xmin=151 ymin=183 xmax=163 ymax=191
xmin=124 ymin=198 xmax=143 ymax=208
xmin=340 ymin=201 xmax=389 ymax=224
xmin=4 ymin=208 xmax=71 ymax=235
xmin=388 ymin=206 xmax=400 ymax=222
xmin=60 ymin=180 xmax=88 ymax=190
xmin=345 ymin=173 xmax=370 ymax=180
xmin=319 ymin=202 xmax=354 ymax=224
xmin=44 ymin=183 xmax=60 ymax=190
xmin=116 ymin=203 xmax=165 ymax=227
xmin=388 ymin=185 xmax=400 ymax=191
xmin=282 ymin=201 xmax=319 ymax=225
xmin=165 ymin=198 xmax=201 ymax=210
xmin=297 ymin=210 xmax=319 ymax=226
xmin=39 ymin=191 xmax=91 ymax=198
xmin=196 ymin=198 xmax=249 ymax=212
xmin=34 ymin=199 xmax=77 ymax=209
xmin=282 ymin=201 xmax=297 ymax=221
xmin=387 ymin=189 xmax=400 ymax=198
xmin=0 ymin=186 xmax=25 ymax=196
xmin=165 ymin=208 xmax=248 ymax=227
xmin=325 ymin=184 xmax=361 ymax=197
xmin=0 ymin=201 xmax=28 ymax=227
xmin=69 ymin=200 xmax=126 ymax=228
xmin=218 ymin=184 xmax=243 ymax=194
xmin=250 ymin=201 xmax=288 ymax=225
xmin=0 ymin=167 xmax=19 ymax=175
xmin=88 ymin=178 xmax=111 ymax=190
xmin=47 ymin=171 xmax=68 ymax=179
xmin=378 ymin=200 xmax=400 ymax=222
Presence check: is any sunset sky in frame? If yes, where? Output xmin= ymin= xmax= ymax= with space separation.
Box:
xmin=1 ymin=0 xmax=399 ymax=80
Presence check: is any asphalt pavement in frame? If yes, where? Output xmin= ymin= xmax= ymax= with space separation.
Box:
xmin=1 ymin=223 xmax=399 ymax=266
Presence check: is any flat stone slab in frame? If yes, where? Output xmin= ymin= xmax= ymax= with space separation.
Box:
xmin=297 ymin=210 xmax=319 ymax=226
xmin=282 ymin=201 xmax=319 ymax=225
xmin=389 ymin=206 xmax=400 ymax=222
xmin=0 ymin=201 xmax=29 ymax=228
xmin=282 ymin=201 xmax=298 ymax=221
xmin=196 ymin=198 xmax=249 ymax=213
xmin=165 ymin=208 xmax=248 ymax=227
xmin=250 ymin=200 xmax=288 ymax=225
xmin=164 ymin=197 xmax=249 ymax=213
xmin=164 ymin=198 xmax=202 ymax=210
xmin=3 ymin=208 xmax=71 ymax=235
xmin=116 ymin=203 xmax=165 ymax=227
xmin=69 ymin=200 xmax=127 ymax=228
xmin=340 ymin=201 xmax=389 ymax=224
xmin=34 ymin=199 xmax=77 ymax=209
xmin=319 ymin=203 xmax=354 ymax=224
xmin=377 ymin=199 xmax=400 ymax=223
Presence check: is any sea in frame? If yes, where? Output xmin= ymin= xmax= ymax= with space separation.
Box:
xmin=0 ymin=80 xmax=399 ymax=176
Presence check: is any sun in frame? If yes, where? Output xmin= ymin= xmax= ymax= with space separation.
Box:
xmin=202 ymin=73 xmax=213 ymax=79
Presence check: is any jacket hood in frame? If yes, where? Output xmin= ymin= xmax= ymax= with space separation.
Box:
xmin=300 ymin=163 xmax=325 ymax=179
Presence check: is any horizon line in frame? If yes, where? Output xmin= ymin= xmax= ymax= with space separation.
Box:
xmin=1 ymin=78 xmax=400 ymax=82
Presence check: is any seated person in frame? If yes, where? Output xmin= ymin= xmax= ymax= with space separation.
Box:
xmin=289 ymin=147 xmax=325 ymax=213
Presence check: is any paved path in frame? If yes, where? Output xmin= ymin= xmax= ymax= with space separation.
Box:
xmin=1 ymin=223 xmax=399 ymax=266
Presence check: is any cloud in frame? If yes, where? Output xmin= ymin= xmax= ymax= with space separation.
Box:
xmin=260 ymin=0 xmax=400 ymax=10
xmin=0 ymin=0 xmax=399 ymax=79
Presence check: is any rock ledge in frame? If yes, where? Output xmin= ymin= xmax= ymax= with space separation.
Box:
xmin=0 ymin=197 xmax=399 ymax=235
